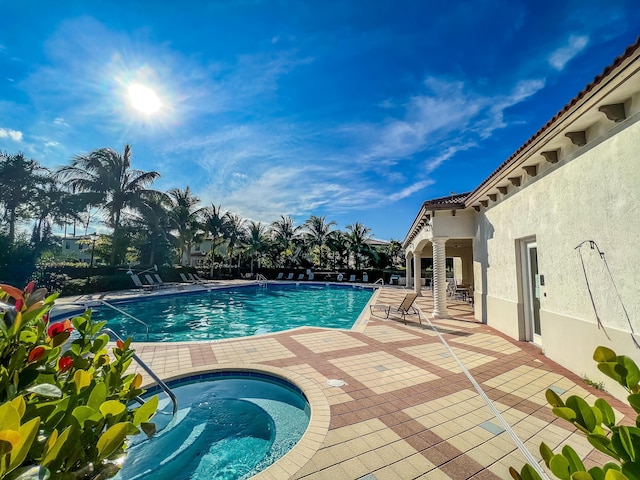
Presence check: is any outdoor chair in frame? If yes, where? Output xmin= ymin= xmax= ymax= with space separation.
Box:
xmin=348 ymin=274 xmax=356 ymax=282
xmin=276 ymin=272 xmax=284 ymax=280
xmin=336 ymin=273 xmax=344 ymax=281
xmin=362 ymin=273 xmax=369 ymax=283
xmin=307 ymin=272 xmax=315 ymax=280
xmin=179 ymin=273 xmax=197 ymax=283
xmin=144 ymin=274 xmax=163 ymax=290
xmin=297 ymin=273 xmax=305 ymax=280
xmin=370 ymin=292 xmax=421 ymax=325
xmin=130 ymin=274 xmax=152 ymax=291
xmin=154 ymin=274 xmax=180 ymax=288
xmin=186 ymin=273 xmax=204 ymax=284
xmin=286 ymin=273 xmax=294 ymax=280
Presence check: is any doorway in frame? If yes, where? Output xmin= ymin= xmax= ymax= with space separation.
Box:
xmin=522 ymin=241 xmax=541 ymax=344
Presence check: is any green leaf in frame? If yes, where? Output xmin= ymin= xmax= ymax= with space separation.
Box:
xmin=96 ymin=422 xmax=129 ymax=460
xmin=41 ymin=426 xmax=72 ymax=467
xmin=90 ymin=334 xmax=109 ymax=353
xmin=588 ymin=434 xmax=620 ymax=460
xmin=99 ymin=400 xmax=126 ymax=417
xmin=547 ymin=389 xmax=565 ymax=407
xmin=73 ymin=370 xmax=92 ymax=395
xmin=554 ymin=406 xmax=578 ymax=422
xmin=588 ymin=466 xmax=606 ymax=480
xmin=540 ymin=442 xmax=554 ymax=465
xmin=88 ymin=382 xmax=107 ymax=411
xmin=5 ymin=465 xmax=51 ymax=480
xmin=596 ymin=398 xmax=617 ymax=426
xmin=604 ymin=469 xmax=629 ymax=480
xmin=594 ymin=347 xmax=617 ymax=363
xmin=618 ymin=426 xmax=636 ymax=462
xmin=622 ymin=356 xmax=640 ymax=390
xmin=567 ymin=396 xmax=597 ymax=432
xmin=599 ymin=363 xmax=623 ymax=384
xmin=133 ymin=396 xmax=158 ymax=426
xmin=140 ymin=422 xmax=156 ymax=438
xmin=71 ymin=406 xmax=102 ymax=428
xmin=0 ymin=402 xmax=21 ymax=431
xmin=571 ymin=473 xmax=595 ymax=480
xmin=8 ymin=417 xmax=40 ymax=472
xmin=621 ymin=461 xmax=640 ymax=480
xmin=25 ymin=384 xmax=61 ymax=398
xmin=562 ymin=444 xmax=586 ymax=473
xmin=550 ymin=454 xmax=572 ymax=479
xmin=49 ymin=331 xmax=70 ymax=348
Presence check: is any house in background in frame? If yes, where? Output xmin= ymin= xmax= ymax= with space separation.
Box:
xmin=60 ymin=235 xmax=94 ymax=263
xmin=403 ymin=38 xmax=640 ymax=397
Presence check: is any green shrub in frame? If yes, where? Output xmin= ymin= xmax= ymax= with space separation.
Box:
xmin=510 ymin=346 xmax=640 ymax=480
xmin=0 ymin=282 xmax=157 ymax=479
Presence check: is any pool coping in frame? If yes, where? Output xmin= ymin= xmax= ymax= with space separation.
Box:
xmin=142 ymin=363 xmax=330 ymax=480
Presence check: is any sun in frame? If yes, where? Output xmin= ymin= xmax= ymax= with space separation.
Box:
xmin=128 ymin=84 xmax=161 ymax=114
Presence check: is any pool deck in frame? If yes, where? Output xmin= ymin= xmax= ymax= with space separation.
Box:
xmin=61 ymin=282 xmax=633 ymax=479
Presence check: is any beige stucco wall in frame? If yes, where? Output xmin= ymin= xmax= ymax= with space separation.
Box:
xmin=474 ymin=119 xmax=640 ymax=393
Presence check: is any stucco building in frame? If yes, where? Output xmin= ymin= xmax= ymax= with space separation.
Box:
xmin=403 ymin=38 xmax=640 ymax=395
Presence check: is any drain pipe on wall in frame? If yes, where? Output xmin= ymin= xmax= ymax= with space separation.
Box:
xmin=421 ymin=312 xmax=551 ymax=480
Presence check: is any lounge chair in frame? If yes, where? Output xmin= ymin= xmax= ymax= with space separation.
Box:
xmin=144 ymin=274 xmax=163 ymax=290
xmin=370 ymin=292 xmax=421 ymax=325
xmin=130 ymin=274 xmax=152 ymax=291
xmin=297 ymin=273 xmax=305 ymax=280
xmin=179 ymin=273 xmax=197 ymax=283
xmin=348 ymin=274 xmax=356 ymax=282
xmin=194 ymin=273 xmax=208 ymax=282
xmin=186 ymin=273 xmax=204 ymax=284
xmin=336 ymin=273 xmax=343 ymax=281
xmin=154 ymin=274 xmax=180 ymax=288
xmin=308 ymin=272 xmax=314 ymax=280
xmin=276 ymin=272 xmax=284 ymax=280
xmin=286 ymin=273 xmax=294 ymax=280
xmin=362 ymin=273 xmax=369 ymax=282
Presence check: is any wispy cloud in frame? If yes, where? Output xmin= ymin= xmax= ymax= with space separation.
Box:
xmin=549 ymin=35 xmax=589 ymax=70
xmin=388 ymin=180 xmax=434 ymax=202
xmin=0 ymin=127 xmax=23 ymax=141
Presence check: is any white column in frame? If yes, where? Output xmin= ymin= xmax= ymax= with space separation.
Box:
xmin=405 ymin=255 xmax=412 ymax=287
xmin=432 ymin=237 xmax=449 ymax=318
xmin=413 ymin=253 xmax=422 ymax=296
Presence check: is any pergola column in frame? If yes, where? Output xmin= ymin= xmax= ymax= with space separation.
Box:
xmin=413 ymin=253 xmax=422 ymax=296
xmin=405 ymin=254 xmax=412 ymax=288
xmin=432 ymin=237 xmax=449 ymax=318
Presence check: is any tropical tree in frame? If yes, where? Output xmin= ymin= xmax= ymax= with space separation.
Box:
xmin=327 ymin=230 xmax=349 ymax=270
xmin=0 ymin=152 xmax=48 ymax=243
xmin=130 ymin=190 xmax=173 ymax=265
xmin=168 ymin=187 xmax=204 ymax=266
xmin=202 ymin=204 xmax=228 ymax=275
xmin=222 ymin=212 xmax=246 ymax=270
xmin=346 ymin=222 xmax=373 ymax=269
xmin=270 ymin=215 xmax=301 ymax=267
xmin=56 ymin=145 xmax=160 ymax=265
xmin=245 ymin=221 xmax=269 ymax=274
xmin=386 ymin=239 xmax=404 ymax=269
xmin=303 ymin=215 xmax=336 ymax=269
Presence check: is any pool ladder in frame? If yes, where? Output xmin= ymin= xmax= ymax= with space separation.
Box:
xmin=74 ymin=300 xmax=178 ymax=422
xmin=256 ymin=273 xmax=268 ymax=288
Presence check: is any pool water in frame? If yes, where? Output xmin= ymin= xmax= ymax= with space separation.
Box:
xmin=117 ymin=374 xmax=310 ymax=480
xmin=93 ymin=283 xmax=373 ymax=342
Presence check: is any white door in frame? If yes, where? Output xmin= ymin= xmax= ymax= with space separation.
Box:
xmin=523 ymin=242 xmax=542 ymax=344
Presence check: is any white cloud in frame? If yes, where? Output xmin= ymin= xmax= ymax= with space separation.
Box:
xmin=0 ymin=127 xmax=23 ymax=141
xmin=388 ymin=180 xmax=434 ymax=202
xmin=549 ymin=35 xmax=589 ymax=70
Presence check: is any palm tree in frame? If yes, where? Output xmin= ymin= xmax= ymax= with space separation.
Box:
xmin=132 ymin=190 xmax=173 ymax=265
xmin=303 ymin=215 xmax=336 ymax=269
xmin=56 ymin=145 xmax=160 ymax=265
xmin=222 ymin=212 xmax=246 ymax=271
xmin=387 ymin=239 xmax=404 ymax=268
xmin=327 ymin=230 xmax=349 ymax=270
xmin=245 ymin=221 xmax=269 ymax=274
xmin=270 ymin=215 xmax=300 ymax=267
xmin=346 ymin=222 xmax=373 ymax=269
xmin=168 ymin=187 xmax=204 ymax=266
xmin=202 ymin=204 xmax=228 ymax=274
xmin=0 ymin=152 xmax=48 ymax=244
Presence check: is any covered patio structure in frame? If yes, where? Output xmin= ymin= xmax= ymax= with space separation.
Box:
xmin=403 ymin=193 xmax=476 ymax=319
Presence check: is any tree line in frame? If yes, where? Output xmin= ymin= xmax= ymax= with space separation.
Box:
xmin=0 ymin=146 xmax=404 ymax=281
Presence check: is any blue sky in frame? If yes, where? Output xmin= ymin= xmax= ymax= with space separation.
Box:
xmin=1 ymin=1 xmax=638 ymax=241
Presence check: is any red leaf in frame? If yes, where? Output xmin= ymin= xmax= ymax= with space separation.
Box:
xmin=58 ymin=356 xmax=73 ymax=373
xmin=28 ymin=346 xmax=45 ymax=363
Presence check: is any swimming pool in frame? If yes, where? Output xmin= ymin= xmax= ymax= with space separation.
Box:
xmin=93 ymin=283 xmax=373 ymax=342
xmin=116 ymin=372 xmax=310 ymax=480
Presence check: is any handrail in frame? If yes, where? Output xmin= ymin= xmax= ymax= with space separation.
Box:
xmin=373 ymin=278 xmax=384 ymax=286
xmin=256 ymin=273 xmax=268 ymax=287
xmin=86 ymin=300 xmax=150 ymax=341
xmin=102 ymin=327 xmax=178 ymax=418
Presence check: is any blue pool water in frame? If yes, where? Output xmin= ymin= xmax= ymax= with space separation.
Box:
xmin=117 ymin=373 xmax=310 ymax=480
xmin=93 ymin=283 xmax=373 ymax=342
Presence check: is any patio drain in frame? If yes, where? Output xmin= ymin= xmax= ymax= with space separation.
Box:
xmin=327 ymin=379 xmax=347 ymax=387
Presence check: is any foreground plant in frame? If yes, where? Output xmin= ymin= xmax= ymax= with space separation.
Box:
xmin=510 ymin=346 xmax=640 ymax=480
xmin=0 ymin=283 xmax=157 ymax=479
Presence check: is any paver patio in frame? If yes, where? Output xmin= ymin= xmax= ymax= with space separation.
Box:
xmin=73 ymin=284 xmax=632 ymax=479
